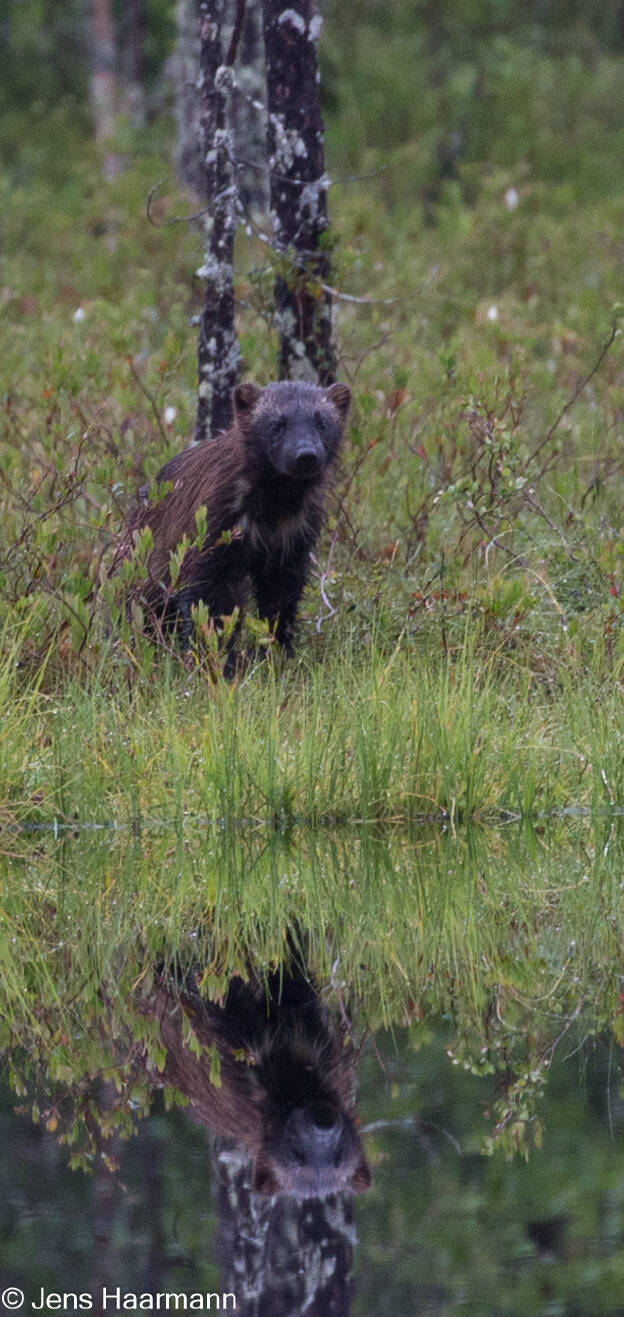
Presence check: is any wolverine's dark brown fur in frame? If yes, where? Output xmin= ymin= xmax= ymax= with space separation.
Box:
xmin=114 ymin=380 xmax=351 ymax=669
xmin=147 ymin=967 xmax=371 ymax=1198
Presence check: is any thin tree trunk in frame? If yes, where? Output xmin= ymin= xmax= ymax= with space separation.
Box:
xmin=90 ymin=0 xmax=118 ymax=143
xmin=173 ymin=0 xmax=265 ymax=209
xmin=231 ymin=2 xmax=268 ymax=218
xmin=119 ymin=0 xmax=148 ymax=125
xmin=195 ymin=0 xmax=241 ymax=441
xmin=91 ymin=1081 xmax=123 ymax=1314
xmin=262 ymin=0 xmax=336 ymax=385
xmin=173 ymin=0 xmax=203 ymax=192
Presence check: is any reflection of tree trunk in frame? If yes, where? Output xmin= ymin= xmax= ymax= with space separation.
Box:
xmin=214 ymin=1138 xmax=355 ymax=1317
xmin=262 ymin=0 xmax=336 ymax=385
xmin=91 ymin=1081 xmax=122 ymax=1315
xmin=195 ymin=0 xmax=240 ymax=441
xmin=173 ymin=0 xmax=202 ymax=192
xmin=89 ymin=0 xmax=118 ymax=143
xmin=140 ymin=1118 xmax=167 ymax=1291
xmin=145 ymin=965 xmax=368 ymax=1310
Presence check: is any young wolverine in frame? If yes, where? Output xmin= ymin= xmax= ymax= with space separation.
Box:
xmin=118 ymin=380 xmax=351 ymax=670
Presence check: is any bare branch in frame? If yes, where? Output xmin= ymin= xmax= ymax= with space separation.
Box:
xmin=126 ymin=356 xmax=168 ymax=442
xmin=146 ymin=180 xmax=212 ymax=228
xmin=321 ymin=284 xmax=410 ymax=307
xmin=224 ymin=0 xmax=247 ymax=67
xmin=528 ymin=321 xmax=620 ymax=468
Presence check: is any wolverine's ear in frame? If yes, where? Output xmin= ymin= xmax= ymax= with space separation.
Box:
xmin=349 ymin=1154 xmax=372 ymax=1194
xmin=252 ymin=1159 xmax=279 ymax=1197
xmin=234 ymin=383 xmax=262 ymax=416
xmin=325 ymin=382 xmax=351 ymax=422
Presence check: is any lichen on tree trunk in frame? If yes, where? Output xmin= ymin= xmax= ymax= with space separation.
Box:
xmin=262 ymin=1 xmax=337 ymax=385
xmin=195 ymin=1 xmax=241 ymax=441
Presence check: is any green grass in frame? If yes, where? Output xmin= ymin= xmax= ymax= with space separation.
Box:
xmin=0 ymin=616 xmax=623 ymax=833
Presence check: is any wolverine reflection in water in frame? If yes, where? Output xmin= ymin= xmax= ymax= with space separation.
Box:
xmin=142 ymin=956 xmax=370 ymax=1314
xmin=146 ymin=959 xmax=371 ymax=1199
xmin=5 ymin=946 xmax=370 ymax=1315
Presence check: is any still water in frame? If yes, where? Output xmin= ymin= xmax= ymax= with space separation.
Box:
xmin=0 ymin=820 xmax=623 ymax=1315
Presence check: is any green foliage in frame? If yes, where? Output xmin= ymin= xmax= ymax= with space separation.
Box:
xmin=323 ymin=0 xmax=624 ymax=212
xmin=0 ymin=1 xmax=87 ymax=139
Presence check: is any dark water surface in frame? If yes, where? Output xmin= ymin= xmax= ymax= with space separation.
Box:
xmin=2 ymin=1032 xmax=624 ymax=1314
xmin=1 ymin=820 xmax=623 ymax=1315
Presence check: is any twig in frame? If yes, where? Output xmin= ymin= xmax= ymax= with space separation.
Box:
xmin=313 ymin=528 xmax=340 ymax=632
xmin=321 ymin=284 xmax=409 ymax=307
xmin=329 ymin=957 xmax=352 ymax=1034
xmin=146 ymin=181 xmax=212 ymax=229
xmin=328 ymin=441 xmax=379 ymax=557
xmin=322 ymin=265 xmax=438 ymax=308
xmin=225 ymin=0 xmax=247 ymax=65
xmin=341 ymin=331 xmax=392 ymax=384
xmin=235 ymin=153 xmax=387 ymax=189
xmin=522 ymin=489 xmax=568 ymax=546
xmin=331 ymin=165 xmax=388 ymax=185
xmin=540 ymin=999 xmax=585 ymax=1066
xmin=471 ymin=507 xmax=528 ymax=565
xmin=361 ymin=1115 xmax=463 ymax=1157
xmin=528 ymin=321 xmax=620 ymax=467
xmin=126 ymin=357 xmax=168 ymax=443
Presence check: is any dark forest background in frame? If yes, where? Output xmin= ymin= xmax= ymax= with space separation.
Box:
xmin=3 ymin=0 xmax=624 ymax=202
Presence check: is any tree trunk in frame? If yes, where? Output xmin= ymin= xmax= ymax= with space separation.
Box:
xmin=231 ymin=2 xmax=269 ymax=219
xmin=262 ymin=0 xmax=336 ymax=385
xmin=89 ymin=0 xmax=118 ymax=143
xmin=118 ymin=0 xmax=148 ymax=125
xmin=173 ymin=0 xmax=266 ymax=211
xmin=195 ymin=1 xmax=241 ymax=441
xmin=173 ymin=0 xmax=203 ymax=193
xmin=91 ymin=1080 xmax=123 ymax=1314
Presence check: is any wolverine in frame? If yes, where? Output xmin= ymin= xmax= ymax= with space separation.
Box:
xmin=115 ymin=380 xmax=351 ymax=671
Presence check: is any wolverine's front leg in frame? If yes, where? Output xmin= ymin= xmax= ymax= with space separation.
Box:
xmin=175 ymin=541 xmax=249 ymax=672
xmin=251 ymin=547 xmax=312 ymax=658
xmin=171 ymin=589 xmax=195 ymax=649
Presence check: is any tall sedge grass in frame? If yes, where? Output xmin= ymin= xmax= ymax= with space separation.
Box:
xmin=1 ymin=620 xmax=622 ymax=833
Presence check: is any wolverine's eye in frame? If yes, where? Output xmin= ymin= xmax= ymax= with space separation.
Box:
xmin=270 ymin=416 xmax=287 ymax=435
xmin=314 ymin=411 xmax=326 ymax=432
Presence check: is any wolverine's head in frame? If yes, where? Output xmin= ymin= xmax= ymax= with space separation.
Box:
xmin=234 ymin=380 xmax=351 ymax=481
